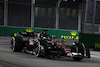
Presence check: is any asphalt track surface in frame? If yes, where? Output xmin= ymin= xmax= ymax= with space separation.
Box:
xmin=0 ymin=37 xmax=100 ymax=67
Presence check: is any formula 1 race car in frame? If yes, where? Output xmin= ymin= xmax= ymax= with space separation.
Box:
xmin=11 ymin=30 xmax=90 ymax=61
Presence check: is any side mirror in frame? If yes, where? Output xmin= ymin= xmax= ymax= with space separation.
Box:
xmin=50 ymin=35 xmax=56 ymax=39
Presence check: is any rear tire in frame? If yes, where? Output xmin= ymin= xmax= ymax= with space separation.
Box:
xmin=39 ymin=45 xmax=46 ymax=57
xmin=42 ymin=41 xmax=48 ymax=57
xmin=11 ymin=37 xmax=23 ymax=52
xmin=40 ymin=40 xmax=48 ymax=57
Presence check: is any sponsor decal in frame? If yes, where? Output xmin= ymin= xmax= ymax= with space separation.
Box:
xmin=61 ymin=31 xmax=79 ymax=40
xmin=95 ymin=43 xmax=100 ymax=48
xmin=25 ymin=28 xmax=34 ymax=33
xmin=14 ymin=33 xmax=17 ymax=37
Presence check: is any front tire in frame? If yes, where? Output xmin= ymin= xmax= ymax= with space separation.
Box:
xmin=71 ymin=42 xmax=84 ymax=61
xmin=86 ymin=48 xmax=90 ymax=58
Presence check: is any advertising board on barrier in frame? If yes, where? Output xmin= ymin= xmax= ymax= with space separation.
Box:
xmin=95 ymin=43 xmax=100 ymax=48
xmin=0 ymin=27 xmax=79 ymax=40
xmin=60 ymin=31 xmax=79 ymax=40
xmin=94 ymin=43 xmax=100 ymax=50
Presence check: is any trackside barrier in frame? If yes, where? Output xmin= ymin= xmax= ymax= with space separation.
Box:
xmin=0 ymin=27 xmax=79 ymax=40
xmin=80 ymin=33 xmax=100 ymax=50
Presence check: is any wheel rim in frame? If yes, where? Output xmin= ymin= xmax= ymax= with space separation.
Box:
xmin=11 ymin=37 xmax=15 ymax=51
xmin=33 ymin=41 xmax=40 ymax=57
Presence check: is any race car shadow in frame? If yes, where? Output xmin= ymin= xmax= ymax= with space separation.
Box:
xmin=82 ymin=58 xmax=100 ymax=63
xmin=13 ymin=51 xmax=100 ymax=63
xmin=39 ymin=56 xmax=83 ymax=62
xmin=40 ymin=56 xmax=100 ymax=64
xmin=39 ymin=55 xmax=100 ymax=63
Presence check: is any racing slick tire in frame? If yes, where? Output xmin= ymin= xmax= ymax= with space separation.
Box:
xmin=39 ymin=40 xmax=48 ymax=57
xmin=71 ymin=46 xmax=83 ymax=61
xmin=71 ymin=43 xmax=84 ymax=55
xmin=11 ymin=36 xmax=23 ymax=52
xmin=76 ymin=43 xmax=84 ymax=56
xmin=43 ymin=41 xmax=50 ymax=57
xmin=71 ymin=42 xmax=84 ymax=61
xmin=86 ymin=48 xmax=90 ymax=58
xmin=39 ymin=45 xmax=46 ymax=57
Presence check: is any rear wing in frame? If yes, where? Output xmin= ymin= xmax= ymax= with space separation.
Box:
xmin=13 ymin=31 xmax=34 ymax=37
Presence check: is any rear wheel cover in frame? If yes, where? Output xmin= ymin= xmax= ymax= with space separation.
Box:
xmin=73 ymin=57 xmax=83 ymax=61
